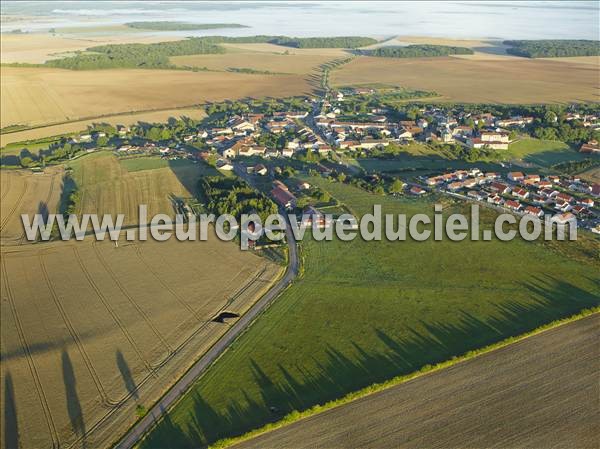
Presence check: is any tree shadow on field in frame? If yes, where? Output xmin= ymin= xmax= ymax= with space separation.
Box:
xmin=37 ymin=201 xmax=49 ymax=223
xmin=138 ymin=276 xmax=599 ymax=449
xmin=0 ymin=155 xmax=20 ymax=167
xmin=4 ymin=371 xmax=19 ymax=449
xmin=116 ymin=350 xmax=138 ymax=400
xmin=61 ymin=349 xmax=86 ymax=444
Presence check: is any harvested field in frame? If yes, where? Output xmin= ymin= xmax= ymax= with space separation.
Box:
xmin=221 ymin=43 xmax=349 ymax=57
xmin=0 ymin=107 xmax=206 ymax=148
xmin=0 ymin=32 xmax=182 ymax=64
xmin=1 ymin=239 xmax=280 ymax=449
xmin=0 ymin=166 xmax=64 ymax=245
xmin=171 ymin=52 xmax=332 ymax=75
xmin=0 ymin=67 xmax=312 ymax=128
xmin=0 ymin=156 xmax=283 ymax=449
xmin=236 ymin=314 xmax=600 ymax=449
xmin=331 ymin=56 xmax=599 ymax=103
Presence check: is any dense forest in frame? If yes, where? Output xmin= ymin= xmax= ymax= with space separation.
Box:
xmin=125 ymin=22 xmax=248 ymax=31
xmin=199 ymin=176 xmax=278 ymax=223
xmin=504 ymin=40 xmax=600 ymax=58
xmin=45 ymin=37 xmax=225 ymax=70
xmin=269 ymin=36 xmax=377 ymax=48
xmin=357 ymin=44 xmax=474 ymax=58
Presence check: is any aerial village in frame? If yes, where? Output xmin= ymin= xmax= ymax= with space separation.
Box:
xmin=61 ymin=88 xmax=600 ymax=234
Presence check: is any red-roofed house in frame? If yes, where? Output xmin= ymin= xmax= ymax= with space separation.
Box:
xmin=524 ymin=205 xmax=543 ymax=217
xmin=505 ymin=200 xmax=522 ymax=211
xmin=271 ymin=187 xmax=297 ymax=209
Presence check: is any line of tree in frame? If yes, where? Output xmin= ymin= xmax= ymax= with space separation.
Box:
xmin=125 ymin=22 xmax=248 ymax=31
xmin=270 ymin=36 xmax=377 ymax=48
xmin=504 ymin=40 xmax=600 ymax=58
xmin=357 ymin=44 xmax=474 ymax=58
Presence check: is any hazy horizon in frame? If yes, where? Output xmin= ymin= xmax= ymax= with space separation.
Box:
xmin=1 ymin=1 xmax=599 ymax=40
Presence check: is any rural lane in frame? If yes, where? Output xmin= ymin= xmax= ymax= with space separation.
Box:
xmin=114 ymin=214 xmax=299 ymax=449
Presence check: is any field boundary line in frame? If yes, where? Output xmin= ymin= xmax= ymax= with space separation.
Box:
xmin=210 ymin=307 xmax=600 ymax=449
xmin=1 ymin=258 xmax=60 ymax=448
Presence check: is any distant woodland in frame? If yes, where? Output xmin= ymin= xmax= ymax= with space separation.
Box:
xmin=356 ymin=44 xmax=474 ymax=58
xmin=504 ymin=40 xmax=600 ymax=58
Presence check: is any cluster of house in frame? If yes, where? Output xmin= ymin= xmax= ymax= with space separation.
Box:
xmin=312 ymin=102 xmax=522 ymax=151
xmin=115 ymin=142 xmax=176 ymax=157
xmin=424 ymin=169 xmax=599 ymax=226
xmin=564 ymin=112 xmax=599 ymax=127
xmin=199 ymin=113 xmax=335 ymax=163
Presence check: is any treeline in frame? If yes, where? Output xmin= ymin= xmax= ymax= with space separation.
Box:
xmin=270 ymin=36 xmax=377 ymax=48
xmin=45 ymin=37 xmax=225 ymax=70
xmin=358 ymin=44 xmax=474 ymax=58
xmin=199 ymin=176 xmax=277 ymax=223
xmin=125 ymin=22 xmax=248 ymax=31
xmin=504 ymin=40 xmax=600 ymax=58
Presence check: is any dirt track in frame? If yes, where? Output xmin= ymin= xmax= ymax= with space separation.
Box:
xmin=236 ymin=313 xmax=600 ymax=449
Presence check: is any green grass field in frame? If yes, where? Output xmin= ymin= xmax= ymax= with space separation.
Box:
xmin=119 ymin=156 xmax=171 ymax=171
xmin=505 ymin=138 xmax=586 ymax=167
xmin=352 ymin=155 xmax=506 ymax=178
xmin=140 ymin=179 xmax=600 ymax=448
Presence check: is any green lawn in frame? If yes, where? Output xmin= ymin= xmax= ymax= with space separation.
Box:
xmin=140 ymin=180 xmax=599 ymax=448
xmin=119 ymin=156 xmax=172 ymax=172
xmin=506 ymin=138 xmax=586 ymax=167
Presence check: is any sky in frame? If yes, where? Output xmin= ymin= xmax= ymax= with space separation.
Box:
xmin=1 ymin=1 xmax=599 ymax=40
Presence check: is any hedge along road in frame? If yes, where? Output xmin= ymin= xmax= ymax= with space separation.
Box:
xmin=114 ymin=212 xmax=299 ymax=449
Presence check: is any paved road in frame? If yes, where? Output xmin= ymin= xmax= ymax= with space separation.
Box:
xmin=235 ymin=313 xmax=600 ymax=449
xmin=115 ymin=214 xmax=299 ymax=449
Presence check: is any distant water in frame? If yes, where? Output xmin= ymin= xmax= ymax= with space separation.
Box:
xmin=1 ymin=1 xmax=599 ymax=40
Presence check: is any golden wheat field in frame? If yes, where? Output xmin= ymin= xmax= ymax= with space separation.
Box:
xmin=0 ymin=32 xmax=183 ymax=64
xmin=0 ymin=155 xmax=282 ymax=449
xmin=331 ymin=56 xmax=600 ymax=103
xmin=0 ymin=108 xmax=207 ymax=148
xmin=67 ymin=152 xmax=203 ymax=226
xmin=0 ymin=66 xmax=313 ymax=129
xmin=0 ymin=166 xmax=64 ymax=245
xmin=171 ymin=51 xmax=333 ymax=74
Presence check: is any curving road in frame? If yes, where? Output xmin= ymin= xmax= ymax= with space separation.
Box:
xmin=114 ymin=213 xmax=299 ymax=449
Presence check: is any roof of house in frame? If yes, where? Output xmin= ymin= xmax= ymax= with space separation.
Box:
xmin=271 ymin=187 xmax=297 ymax=205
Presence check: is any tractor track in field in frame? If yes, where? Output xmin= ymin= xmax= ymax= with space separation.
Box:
xmin=1 ymin=258 xmax=60 ymax=449
xmin=38 ymin=250 xmax=116 ymax=408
